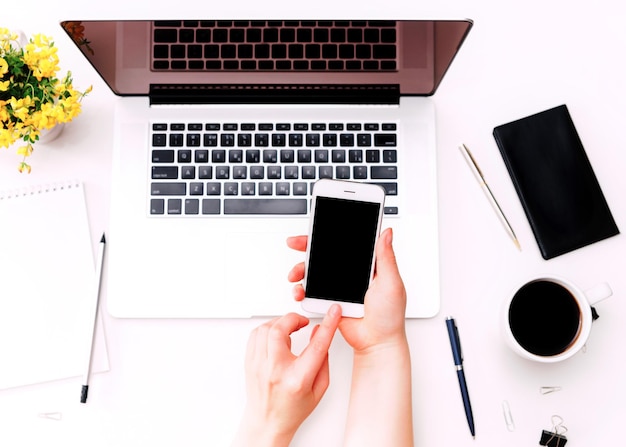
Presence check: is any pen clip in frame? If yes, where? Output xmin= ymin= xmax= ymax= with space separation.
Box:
xmin=453 ymin=323 xmax=463 ymax=363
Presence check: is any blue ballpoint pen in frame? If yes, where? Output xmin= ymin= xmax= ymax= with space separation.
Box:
xmin=445 ymin=316 xmax=476 ymax=438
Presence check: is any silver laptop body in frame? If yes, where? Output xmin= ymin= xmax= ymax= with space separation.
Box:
xmin=62 ymin=19 xmax=472 ymax=318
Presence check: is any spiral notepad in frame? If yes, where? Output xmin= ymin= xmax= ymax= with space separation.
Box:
xmin=0 ymin=181 xmax=109 ymax=389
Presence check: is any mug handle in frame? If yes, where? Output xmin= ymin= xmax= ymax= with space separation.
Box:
xmin=584 ymin=282 xmax=612 ymax=306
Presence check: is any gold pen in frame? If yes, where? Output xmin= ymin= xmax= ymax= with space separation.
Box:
xmin=459 ymin=144 xmax=521 ymax=251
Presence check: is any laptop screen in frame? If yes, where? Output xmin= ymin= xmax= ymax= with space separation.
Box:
xmin=61 ymin=20 xmax=472 ymax=99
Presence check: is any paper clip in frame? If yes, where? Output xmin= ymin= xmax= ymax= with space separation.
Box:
xmin=540 ymin=386 xmax=562 ymax=395
xmin=38 ymin=412 xmax=62 ymax=421
xmin=539 ymin=415 xmax=568 ymax=447
xmin=502 ymin=400 xmax=515 ymax=432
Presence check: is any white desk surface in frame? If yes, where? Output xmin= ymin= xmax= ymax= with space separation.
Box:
xmin=2 ymin=1 xmax=625 ymax=445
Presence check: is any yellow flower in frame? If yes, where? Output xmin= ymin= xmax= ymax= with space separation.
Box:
xmin=23 ymin=35 xmax=60 ymax=81
xmin=0 ymin=128 xmax=16 ymax=148
xmin=18 ymin=161 xmax=32 ymax=174
xmin=16 ymin=144 xmax=33 ymax=157
xmin=1 ymin=29 xmax=90 ymax=172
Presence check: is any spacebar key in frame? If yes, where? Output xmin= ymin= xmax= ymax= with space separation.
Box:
xmin=224 ymin=198 xmax=308 ymax=215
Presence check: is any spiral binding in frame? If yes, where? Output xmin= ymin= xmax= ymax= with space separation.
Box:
xmin=0 ymin=180 xmax=81 ymax=201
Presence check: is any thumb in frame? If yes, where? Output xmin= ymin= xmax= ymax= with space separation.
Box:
xmin=375 ymin=228 xmax=401 ymax=279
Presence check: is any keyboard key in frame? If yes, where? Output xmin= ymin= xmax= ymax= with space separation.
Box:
xmin=353 ymin=166 xmax=367 ymax=179
xmin=221 ymin=134 xmax=235 ymax=146
xmin=315 ymin=149 xmax=329 ymax=163
xmin=256 ymin=134 xmax=270 ymax=147
xmin=357 ymin=134 xmax=371 ymax=146
xmin=340 ymin=134 xmax=355 ymax=146
xmin=268 ymin=166 xmax=281 ymax=179
xmin=199 ymin=166 xmax=212 ymax=179
xmin=383 ymin=149 xmax=397 ymax=163
xmin=371 ymin=166 xmax=397 ymax=179
xmin=170 ymin=134 xmax=184 ymax=146
xmin=206 ymin=182 xmax=221 ymax=195
xmin=212 ymin=149 xmax=226 ymax=162
xmin=202 ymin=199 xmax=221 ymax=214
xmin=289 ymin=133 xmax=304 ymax=146
xmin=215 ymin=166 xmax=230 ymax=179
xmin=246 ymin=150 xmax=261 ymax=163
xmin=152 ymin=134 xmax=167 ymax=146
xmin=152 ymin=166 xmax=178 ymax=179
xmin=280 ymin=149 xmax=295 ymax=163
xmin=263 ymin=149 xmax=278 ymax=163
xmin=238 ymin=133 xmax=252 ymax=146
xmin=306 ymin=134 xmax=320 ymax=146
xmin=190 ymin=182 xmax=204 ymax=195
xmin=224 ymin=182 xmax=239 ymax=195
xmin=366 ymin=150 xmax=380 ymax=163
xmin=297 ymin=149 xmax=312 ymax=163
xmin=151 ymin=182 xmax=186 ymax=195
xmin=152 ymin=149 xmax=174 ymax=163
xmin=185 ymin=199 xmax=200 ymax=215
xmin=319 ymin=166 xmax=333 ymax=178
xmin=373 ymin=44 xmax=396 ymax=59
xmin=293 ymin=182 xmax=308 ymax=195
xmin=168 ymin=199 xmax=182 ymax=214
xmin=284 ymin=166 xmax=298 ymax=179
xmin=276 ymin=182 xmax=290 ymax=195
xmin=302 ymin=166 xmax=316 ymax=179
xmin=229 ymin=150 xmax=243 ymax=163
xmin=259 ymin=182 xmax=273 ymax=195
xmin=384 ymin=206 xmax=399 ymax=215
xmin=250 ymin=165 xmax=264 ymax=179
xmin=372 ymin=182 xmax=397 ymax=195
xmin=233 ymin=166 xmax=247 ymax=179
xmin=195 ymin=150 xmax=209 ymax=162
xmin=178 ymin=150 xmax=192 ymax=163
xmin=336 ymin=166 xmax=351 ymax=179
xmin=181 ymin=166 xmax=196 ymax=179
xmin=187 ymin=134 xmax=201 ymax=146
xmin=374 ymin=134 xmax=397 ymax=146
xmin=224 ymin=199 xmax=307 ymax=215
xmin=323 ymin=134 xmax=337 ymax=146
xmin=204 ymin=134 xmax=218 ymax=146
xmin=151 ymin=199 xmax=165 ymax=214
xmin=332 ymin=149 xmax=346 ymax=163
xmin=349 ymin=150 xmax=363 ymax=162
xmin=241 ymin=182 xmax=256 ymax=195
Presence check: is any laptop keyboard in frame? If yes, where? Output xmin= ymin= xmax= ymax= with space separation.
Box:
xmin=151 ymin=20 xmax=398 ymax=72
xmin=150 ymin=121 xmax=399 ymax=216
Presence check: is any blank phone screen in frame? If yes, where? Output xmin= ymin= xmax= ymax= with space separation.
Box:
xmin=305 ymin=196 xmax=381 ymax=304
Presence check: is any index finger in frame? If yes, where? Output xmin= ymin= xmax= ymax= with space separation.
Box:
xmin=295 ymin=304 xmax=342 ymax=383
xmin=286 ymin=235 xmax=308 ymax=252
xmin=266 ymin=313 xmax=310 ymax=359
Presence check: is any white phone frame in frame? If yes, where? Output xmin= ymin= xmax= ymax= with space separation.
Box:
xmin=302 ymin=179 xmax=385 ymax=318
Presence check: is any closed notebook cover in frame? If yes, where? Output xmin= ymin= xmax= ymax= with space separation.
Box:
xmin=493 ymin=104 xmax=619 ymax=259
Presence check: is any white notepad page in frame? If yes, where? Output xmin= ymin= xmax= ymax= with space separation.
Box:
xmin=0 ymin=181 xmax=109 ymax=389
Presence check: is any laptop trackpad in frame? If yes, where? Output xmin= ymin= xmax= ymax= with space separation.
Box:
xmin=225 ymin=232 xmax=302 ymax=317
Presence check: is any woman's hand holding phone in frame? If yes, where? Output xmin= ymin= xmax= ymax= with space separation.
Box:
xmin=287 ymin=227 xmax=408 ymax=353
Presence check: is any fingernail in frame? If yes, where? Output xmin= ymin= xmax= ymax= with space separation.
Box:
xmin=385 ymin=227 xmax=393 ymax=245
xmin=329 ymin=304 xmax=342 ymax=317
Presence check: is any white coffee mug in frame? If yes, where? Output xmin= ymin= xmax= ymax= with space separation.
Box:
xmin=502 ymin=276 xmax=612 ymax=363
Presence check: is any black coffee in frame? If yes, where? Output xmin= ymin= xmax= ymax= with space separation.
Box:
xmin=508 ymin=281 xmax=581 ymax=356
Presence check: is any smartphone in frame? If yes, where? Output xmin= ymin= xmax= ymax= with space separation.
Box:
xmin=302 ymin=179 xmax=385 ymax=318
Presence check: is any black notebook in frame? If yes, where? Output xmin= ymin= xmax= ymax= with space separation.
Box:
xmin=493 ymin=105 xmax=619 ymax=259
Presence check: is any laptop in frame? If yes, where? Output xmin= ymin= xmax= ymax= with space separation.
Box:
xmin=61 ymin=19 xmax=472 ymax=318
